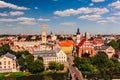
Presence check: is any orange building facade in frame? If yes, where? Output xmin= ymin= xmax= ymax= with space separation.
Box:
xmin=77 ymin=38 xmax=96 ymax=58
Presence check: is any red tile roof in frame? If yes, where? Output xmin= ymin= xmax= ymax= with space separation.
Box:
xmin=93 ymin=38 xmax=103 ymax=45
xmin=78 ymin=38 xmax=86 ymax=47
xmin=60 ymin=40 xmax=74 ymax=46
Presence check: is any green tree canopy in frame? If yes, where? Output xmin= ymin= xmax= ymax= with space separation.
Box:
xmin=29 ymin=59 xmax=44 ymax=73
xmin=93 ymin=51 xmax=109 ymax=68
xmin=108 ymin=40 xmax=119 ymax=50
xmin=49 ymin=61 xmax=64 ymax=71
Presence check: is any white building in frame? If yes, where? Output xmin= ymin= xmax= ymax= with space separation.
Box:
xmin=0 ymin=53 xmax=17 ymax=73
xmin=76 ymin=28 xmax=82 ymax=45
xmin=33 ymin=48 xmax=67 ymax=68
xmin=85 ymin=32 xmax=91 ymax=40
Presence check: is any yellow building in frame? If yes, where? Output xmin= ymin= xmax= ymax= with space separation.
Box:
xmin=60 ymin=40 xmax=74 ymax=54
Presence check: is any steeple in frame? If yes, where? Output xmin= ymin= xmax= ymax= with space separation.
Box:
xmin=50 ymin=31 xmax=52 ymax=35
xmin=76 ymin=28 xmax=80 ymax=35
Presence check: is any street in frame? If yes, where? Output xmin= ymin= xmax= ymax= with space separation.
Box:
xmin=67 ymin=54 xmax=84 ymax=80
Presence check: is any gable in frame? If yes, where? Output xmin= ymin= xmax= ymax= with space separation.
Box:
xmin=0 ymin=56 xmax=12 ymax=61
xmin=107 ymin=46 xmax=114 ymax=51
xmin=57 ymin=50 xmax=66 ymax=57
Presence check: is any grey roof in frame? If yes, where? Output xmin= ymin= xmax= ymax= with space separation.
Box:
xmin=94 ymin=45 xmax=109 ymax=50
xmin=55 ymin=48 xmax=61 ymax=53
xmin=33 ymin=48 xmax=61 ymax=58
xmin=0 ymin=52 xmax=16 ymax=59
xmin=34 ymin=50 xmax=57 ymax=57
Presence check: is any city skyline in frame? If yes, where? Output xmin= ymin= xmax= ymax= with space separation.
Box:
xmin=0 ymin=0 xmax=120 ymax=34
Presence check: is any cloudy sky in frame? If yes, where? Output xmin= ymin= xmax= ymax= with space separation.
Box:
xmin=0 ymin=0 xmax=120 ymax=34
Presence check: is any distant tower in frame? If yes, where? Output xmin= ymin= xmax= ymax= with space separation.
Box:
xmin=41 ymin=24 xmax=47 ymax=43
xmin=85 ymin=32 xmax=90 ymax=40
xmin=76 ymin=28 xmax=80 ymax=35
xmin=76 ymin=28 xmax=81 ymax=45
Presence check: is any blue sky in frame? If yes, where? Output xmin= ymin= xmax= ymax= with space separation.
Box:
xmin=0 ymin=0 xmax=120 ymax=34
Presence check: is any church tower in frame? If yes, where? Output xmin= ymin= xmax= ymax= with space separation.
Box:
xmin=76 ymin=28 xmax=81 ymax=45
xmin=41 ymin=24 xmax=47 ymax=43
xmin=76 ymin=28 xmax=80 ymax=35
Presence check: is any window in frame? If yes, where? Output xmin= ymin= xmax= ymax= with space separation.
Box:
xmin=4 ymin=66 xmax=6 ymax=68
xmin=8 ymin=61 xmax=10 ymax=65
xmin=0 ymin=62 xmax=1 ymax=65
xmin=4 ymin=61 xmax=6 ymax=65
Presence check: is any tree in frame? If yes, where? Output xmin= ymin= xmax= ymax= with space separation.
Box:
xmin=49 ymin=61 xmax=58 ymax=70
xmin=82 ymin=53 xmax=90 ymax=57
xmin=18 ymin=57 xmax=26 ymax=71
xmin=38 ymin=57 xmax=43 ymax=61
xmin=93 ymin=51 xmax=108 ymax=68
xmin=0 ymin=44 xmax=11 ymax=56
xmin=18 ymin=36 xmax=22 ymax=40
xmin=116 ymin=39 xmax=120 ymax=50
xmin=25 ymin=55 xmax=34 ymax=71
xmin=29 ymin=59 xmax=44 ymax=73
xmin=74 ymin=57 xmax=81 ymax=67
xmin=111 ymin=58 xmax=119 ymax=63
xmin=108 ymin=40 xmax=119 ymax=50
xmin=35 ymin=36 xmax=41 ymax=41
xmin=48 ymin=62 xmax=64 ymax=71
xmin=67 ymin=37 xmax=73 ymax=40
xmin=18 ymin=57 xmax=25 ymax=66
xmin=25 ymin=35 xmax=32 ymax=41
xmin=58 ymin=64 xmax=64 ymax=70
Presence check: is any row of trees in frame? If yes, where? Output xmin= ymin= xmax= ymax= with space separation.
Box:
xmin=49 ymin=61 xmax=64 ymax=71
xmin=74 ymin=51 xmax=120 ymax=79
xmin=18 ymin=55 xmax=44 ymax=73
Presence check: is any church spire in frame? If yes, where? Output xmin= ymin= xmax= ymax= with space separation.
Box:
xmin=76 ymin=28 xmax=80 ymax=35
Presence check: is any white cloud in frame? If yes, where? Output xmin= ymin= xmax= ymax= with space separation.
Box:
xmin=17 ymin=17 xmax=35 ymax=21
xmin=113 ymin=12 xmax=120 ymax=16
xmin=108 ymin=1 xmax=120 ymax=9
xmin=0 ymin=0 xmax=29 ymax=10
xmin=79 ymin=15 xmax=101 ymax=21
xmin=60 ymin=22 xmax=76 ymax=26
xmin=0 ymin=17 xmax=37 ymax=25
xmin=54 ymin=7 xmax=109 ymax=16
xmin=89 ymin=3 xmax=94 ymax=6
xmin=0 ymin=18 xmax=17 ymax=22
xmin=9 ymin=11 xmax=24 ymax=16
xmin=34 ymin=7 xmax=38 ymax=10
xmin=17 ymin=17 xmax=36 ymax=25
xmin=19 ymin=21 xmax=36 ymax=25
xmin=92 ymin=8 xmax=109 ymax=14
xmin=97 ymin=17 xmax=117 ymax=24
xmin=0 ymin=13 xmax=8 ymax=16
xmin=92 ymin=0 xmax=105 ymax=3
xmin=38 ymin=18 xmax=50 ymax=21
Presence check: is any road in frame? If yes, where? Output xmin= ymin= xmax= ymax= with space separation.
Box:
xmin=67 ymin=54 xmax=84 ymax=80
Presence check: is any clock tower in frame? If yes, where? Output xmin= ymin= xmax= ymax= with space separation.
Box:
xmin=41 ymin=24 xmax=47 ymax=43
